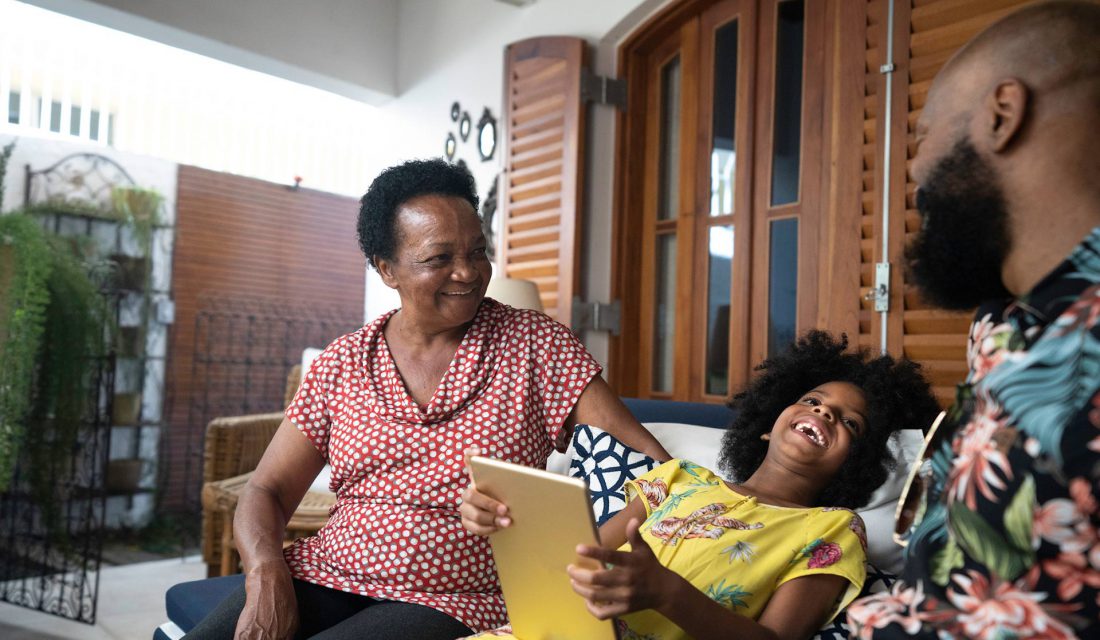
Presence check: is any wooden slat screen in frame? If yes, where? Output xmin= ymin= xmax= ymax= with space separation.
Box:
xmin=162 ymin=166 xmax=364 ymax=510
xmin=862 ymin=0 xmax=1031 ymax=406
xmin=500 ymin=37 xmax=588 ymax=324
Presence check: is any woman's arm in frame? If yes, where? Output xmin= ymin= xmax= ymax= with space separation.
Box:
xmin=568 ymin=376 xmax=672 ymax=461
xmin=571 ymin=518 xmax=849 ymax=640
xmin=231 ymin=417 xmax=326 ymax=640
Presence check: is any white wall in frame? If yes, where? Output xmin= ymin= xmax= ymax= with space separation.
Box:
xmin=367 ymin=0 xmax=672 ymax=370
xmin=20 ymin=0 xmax=400 ymax=104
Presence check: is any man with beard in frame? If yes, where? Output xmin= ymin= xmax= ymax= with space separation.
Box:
xmin=846 ymin=2 xmax=1100 ymax=638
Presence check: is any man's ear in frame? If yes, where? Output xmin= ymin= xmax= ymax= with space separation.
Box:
xmin=374 ymin=256 xmax=399 ymax=289
xmin=986 ymin=78 xmax=1029 ymax=153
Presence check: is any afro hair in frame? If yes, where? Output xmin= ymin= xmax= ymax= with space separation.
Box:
xmin=718 ymin=330 xmax=940 ymax=510
xmin=357 ymin=158 xmax=479 ymax=267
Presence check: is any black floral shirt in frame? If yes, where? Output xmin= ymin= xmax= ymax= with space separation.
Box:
xmin=847 ymin=227 xmax=1100 ymax=639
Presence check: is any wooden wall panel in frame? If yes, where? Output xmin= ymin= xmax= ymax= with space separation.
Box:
xmin=161 ymin=166 xmax=363 ymax=511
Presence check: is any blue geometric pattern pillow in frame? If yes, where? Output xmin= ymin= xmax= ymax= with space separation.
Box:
xmin=568 ymin=424 xmax=659 ymax=525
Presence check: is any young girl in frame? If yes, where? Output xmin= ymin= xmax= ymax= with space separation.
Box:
xmin=460 ymin=331 xmax=940 ymax=640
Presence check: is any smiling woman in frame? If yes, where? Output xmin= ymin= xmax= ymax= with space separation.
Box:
xmin=182 ymin=159 xmax=672 ymax=640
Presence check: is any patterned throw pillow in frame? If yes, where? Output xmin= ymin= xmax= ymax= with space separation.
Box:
xmin=567 ymin=424 xmax=659 ymax=525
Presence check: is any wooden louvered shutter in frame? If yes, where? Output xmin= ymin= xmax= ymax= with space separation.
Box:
xmin=499 ymin=37 xmax=588 ymax=324
xmin=862 ymin=0 xmax=1032 ymax=406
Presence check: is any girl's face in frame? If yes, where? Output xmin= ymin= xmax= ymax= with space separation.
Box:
xmin=767 ymin=381 xmax=868 ymax=481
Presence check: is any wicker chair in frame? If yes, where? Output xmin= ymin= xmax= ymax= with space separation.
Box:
xmin=200 ymin=365 xmax=336 ymax=577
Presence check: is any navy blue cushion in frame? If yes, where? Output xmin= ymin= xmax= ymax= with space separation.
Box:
xmin=622 ymin=397 xmax=734 ymax=429
xmin=165 ymin=573 xmax=243 ymax=632
xmin=568 ymin=424 xmax=659 ymax=525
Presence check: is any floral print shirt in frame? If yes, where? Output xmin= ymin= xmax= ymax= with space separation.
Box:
xmin=847 ymin=227 xmax=1100 ymax=639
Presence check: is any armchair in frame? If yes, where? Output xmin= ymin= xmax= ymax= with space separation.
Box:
xmin=199 ymin=364 xmax=336 ymax=577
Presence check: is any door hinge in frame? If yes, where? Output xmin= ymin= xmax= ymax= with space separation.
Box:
xmin=863 ymin=262 xmax=891 ymax=312
xmin=572 ymin=297 xmax=621 ymax=335
xmin=581 ymin=71 xmax=627 ymax=110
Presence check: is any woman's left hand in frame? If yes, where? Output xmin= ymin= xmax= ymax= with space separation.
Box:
xmin=567 ymin=518 xmax=674 ymax=619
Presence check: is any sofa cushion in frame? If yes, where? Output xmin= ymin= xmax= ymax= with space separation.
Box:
xmin=566 ymin=424 xmax=660 ymax=525
xmin=165 ymin=574 xmax=243 ymax=633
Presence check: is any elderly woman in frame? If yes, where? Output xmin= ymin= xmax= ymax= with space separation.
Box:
xmin=185 ymin=159 xmax=670 ymax=640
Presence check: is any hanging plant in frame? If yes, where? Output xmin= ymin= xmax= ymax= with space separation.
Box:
xmin=0 ymin=214 xmax=53 ymax=490
xmin=0 ymin=213 xmax=108 ymax=501
xmin=0 ymin=139 xmax=14 ymax=213
xmin=25 ymin=236 xmax=109 ymax=535
xmin=112 ymin=186 xmax=163 ymax=250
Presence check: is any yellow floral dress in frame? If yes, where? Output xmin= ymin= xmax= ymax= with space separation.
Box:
xmin=469 ymin=459 xmax=867 ymax=640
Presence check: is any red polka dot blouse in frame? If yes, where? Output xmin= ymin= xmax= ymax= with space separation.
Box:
xmin=282 ymin=298 xmax=601 ymax=631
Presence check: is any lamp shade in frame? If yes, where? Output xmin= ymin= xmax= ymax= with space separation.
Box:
xmin=485 ymin=277 xmax=544 ymax=312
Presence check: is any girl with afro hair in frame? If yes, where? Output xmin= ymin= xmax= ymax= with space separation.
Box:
xmin=462 ymin=330 xmax=939 ymax=640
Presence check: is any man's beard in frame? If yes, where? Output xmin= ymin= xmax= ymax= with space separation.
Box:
xmin=906 ymin=138 xmax=1012 ymax=311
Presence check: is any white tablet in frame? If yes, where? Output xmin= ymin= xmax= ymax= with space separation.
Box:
xmin=468 ymin=456 xmax=618 ymax=640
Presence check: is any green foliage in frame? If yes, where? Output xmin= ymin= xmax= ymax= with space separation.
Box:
xmin=24 ymin=200 xmax=120 ymax=221
xmin=0 ymin=213 xmax=108 ymax=504
xmin=0 ymin=214 xmax=53 ymax=490
xmin=25 ymin=239 xmax=109 ymax=520
xmin=112 ymin=186 xmax=163 ymax=250
xmin=0 ymin=139 xmax=14 ymax=213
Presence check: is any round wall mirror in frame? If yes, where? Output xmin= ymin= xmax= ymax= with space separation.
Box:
xmin=445 ymin=132 xmax=457 ymax=161
xmin=477 ymin=108 xmax=497 ymax=162
xmin=459 ymin=111 xmax=472 ymax=141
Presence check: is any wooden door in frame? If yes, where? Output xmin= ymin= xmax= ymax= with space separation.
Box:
xmin=614 ymin=0 xmax=825 ymax=401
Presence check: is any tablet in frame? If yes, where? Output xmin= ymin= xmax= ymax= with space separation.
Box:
xmin=468 ymin=456 xmax=618 ymax=640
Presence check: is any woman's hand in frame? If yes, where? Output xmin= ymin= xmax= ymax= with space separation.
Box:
xmin=458 ymin=448 xmax=512 ymax=536
xmin=233 ymin=562 xmax=299 ymax=640
xmin=567 ymin=518 xmax=674 ymax=619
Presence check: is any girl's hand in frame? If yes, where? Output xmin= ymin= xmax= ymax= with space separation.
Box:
xmin=459 ymin=448 xmax=512 ymax=536
xmin=567 ymin=518 xmax=674 ymax=619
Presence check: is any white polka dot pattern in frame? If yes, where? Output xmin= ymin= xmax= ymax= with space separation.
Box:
xmin=282 ymin=298 xmax=601 ymax=632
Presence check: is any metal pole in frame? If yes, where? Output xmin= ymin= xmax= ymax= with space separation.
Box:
xmin=878 ymin=0 xmax=897 ymax=355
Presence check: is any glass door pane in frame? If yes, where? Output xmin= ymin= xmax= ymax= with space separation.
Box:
xmin=767 ymin=218 xmax=798 ymax=357
xmin=652 ymin=234 xmax=677 ymax=392
xmin=769 ymin=0 xmax=804 ymax=206
xmin=706 ymin=225 xmax=733 ymax=395
xmin=658 ymin=55 xmax=682 ymax=221
xmin=710 ymin=21 xmax=738 ymax=217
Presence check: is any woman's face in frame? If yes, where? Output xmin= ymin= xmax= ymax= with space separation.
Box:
xmin=376 ymin=194 xmax=491 ymax=330
xmin=767 ymin=381 xmax=868 ymax=481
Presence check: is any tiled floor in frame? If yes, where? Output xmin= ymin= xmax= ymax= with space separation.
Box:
xmin=0 ymin=555 xmax=204 ymax=640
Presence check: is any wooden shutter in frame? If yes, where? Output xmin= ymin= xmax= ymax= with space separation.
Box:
xmin=499 ymin=37 xmax=588 ymax=324
xmin=861 ymin=0 xmax=1031 ymax=406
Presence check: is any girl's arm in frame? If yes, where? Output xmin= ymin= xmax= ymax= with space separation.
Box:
xmin=574 ymin=515 xmax=849 ymax=640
